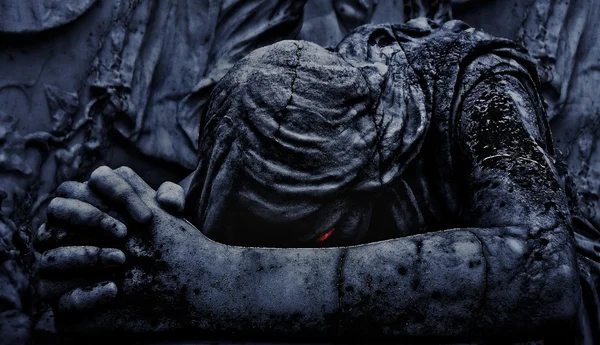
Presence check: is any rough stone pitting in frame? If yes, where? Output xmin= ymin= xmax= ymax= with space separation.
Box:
xmin=335 ymin=247 xmax=347 ymax=334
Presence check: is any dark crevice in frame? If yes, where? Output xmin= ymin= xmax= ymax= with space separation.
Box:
xmin=341 ymin=51 xmax=388 ymax=187
xmin=411 ymin=238 xmax=423 ymax=292
xmin=78 ymin=0 xmax=143 ymax=97
xmin=274 ymin=42 xmax=303 ymax=140
xmin=336 ymin=247 xmax=347 ymax=335
xmin=466 ymin=229 xmax=490 ymax=330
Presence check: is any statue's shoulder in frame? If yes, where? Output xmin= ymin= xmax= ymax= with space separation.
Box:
xmin=395 ymin=19 xmax=530 ymax=75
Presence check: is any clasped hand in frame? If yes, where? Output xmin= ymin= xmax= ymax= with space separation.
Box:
xmin=35 ymin=166 xmax=204 ymax=332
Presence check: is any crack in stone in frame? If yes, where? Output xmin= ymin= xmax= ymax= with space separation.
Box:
xmin=77 ymin=0 xmax=143 ymax=97
xmin=410 ymin=238 xmax=424 ymax=292
xmin=336 ymin=247 xmax=347 ymax=335
xmin=345 ymin=55 xmax=387 ymax=187
xmin=372 ymin=110 xmax=386 ymax=186
xmin=274 ymin=42 xmax=302 ymax=140
xmin=466 ymin=229 xmax=489 ymax=330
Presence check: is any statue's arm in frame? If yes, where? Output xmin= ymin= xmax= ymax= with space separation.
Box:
xmin=134 ymin=69 xmax=579 ymax=338
xmin=42 ymin=76 xmax=579 ymax=340
xmin=174 ymin=225 xmax=577 ymax=339
xmin=197 ymin=73 xmax=580 ymax=338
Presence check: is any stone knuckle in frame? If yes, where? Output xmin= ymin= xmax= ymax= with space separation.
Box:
xmin=47 ymin=197 xmax=65 ymax=212
xmin=112 ymin=183 xmax=133 ymax=200
xmin=90 ymin=166 xmax=113 ymax=183
xmin=56 ymin=181 xmax=81 ymax=196
xmin=115 ymin=166 xmax=134 ymax=175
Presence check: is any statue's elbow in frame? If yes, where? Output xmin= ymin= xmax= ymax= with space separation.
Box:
xmin=540 ymin=256 xmax=581 ymax=324
xmin=515 ymin=240 xmax=581 ymax=330
xmin=516 ymin=224 xmax=582 ymax=325
xmin=490 ymin=250 xmax=580 ymax=334
xmin=495 ymin=257 xmax=581 ymax=339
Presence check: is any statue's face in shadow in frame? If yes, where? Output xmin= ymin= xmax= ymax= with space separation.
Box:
xmin=206 ymin=184 xmax=376 ymax=248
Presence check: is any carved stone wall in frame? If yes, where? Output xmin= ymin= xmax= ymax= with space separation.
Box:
xmin=0 ymin=0 xmax=599 ymax=344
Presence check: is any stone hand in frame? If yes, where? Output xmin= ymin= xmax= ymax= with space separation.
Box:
xmin=35 ymin=166 xmax=200 ymax=332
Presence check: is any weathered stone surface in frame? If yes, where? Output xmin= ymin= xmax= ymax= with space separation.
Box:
xmin=1 ymin=1 xmax=600 ymax=344
xmin=0 ymin=2 xmax=131 ymax=343
xmin=300 ymin=0 xmax=452 ymax=47
xmin=340 ymin=232 xmax=485 ymax=337
xmin=0 ymin=217 xmax=30 ymax=345
xmin=30 ymin=18 xmax=584 ymax=345
xmin=0 ymin=0 xmax=97 ymax=34
xmin=90 ymin=0 xmax=307 ymax=169
xmin=526 ymin=0 xmax=600 ymax=231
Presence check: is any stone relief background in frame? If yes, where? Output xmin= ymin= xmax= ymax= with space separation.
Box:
xmin=0 ymin=0 xmax=599 ymax=344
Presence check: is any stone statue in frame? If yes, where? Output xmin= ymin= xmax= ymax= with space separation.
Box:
xmin=34 ymin=19 xmax=598 ymax=343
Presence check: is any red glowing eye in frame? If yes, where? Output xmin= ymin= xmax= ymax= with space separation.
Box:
xmin=317 ymin=227 xmax=335 ymax=243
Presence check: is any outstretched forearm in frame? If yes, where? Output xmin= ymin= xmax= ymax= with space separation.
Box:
xmin=170 ymin=224 xmax=575 ymax=339
xmin=172 ymin=74 xmax=580 ymax=339
xmin=52 ymin=168 xmax=577 ymax=341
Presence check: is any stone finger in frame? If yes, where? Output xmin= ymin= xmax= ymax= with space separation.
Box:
xmin=57 ymin=281 xmax=118 ymax=313
xmin=47 ymin=197 xmax=127 ymax=239
xmin=89 ymin=166 xmax=152 ymax=224
xmin=35 ymin=223 xmax=60 ymax=247
xmin=56 ymin=181 xmax=109 ymax=212
xmin=38 ymin=278 xmax=90 ymax=301
xmin=40 ymin=246 xmax=125 ymax=273
xmin=113 ymin=166 xmax=156 ymax=200
xmin=34 ymin=223 xmax=69 ymax=251
xmin=156 ymin=181 xmax=185 ymax=213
